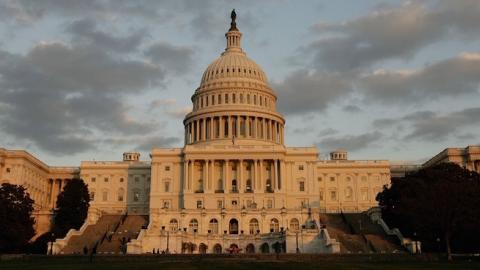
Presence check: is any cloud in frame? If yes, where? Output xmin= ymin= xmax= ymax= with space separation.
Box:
xmin=0 ymin=42 xmax=164 ymax=154
xmin=307 ymin=0 xmax=480 ymax=72
xmin=343 ymin=105 xmax=362 ymax=113
xmin=373 ymin=107 xmax=480 ymax=142
xmin=136 ymin=136 xmax=181 ymax=151
xmin=317 ymin=131 xmax=382 ymax=152
xmin=318 ymin=128 xmax=338 ymax=137
xmin=358 ymin=53 xmax=480 ymax=104
xmin=273 ymin=70 xmax=351 ymax=115
xmin=145 ymin=43 xmax=195 ymax=74
xmin=66 ymin=18 xmax=149 ymax=53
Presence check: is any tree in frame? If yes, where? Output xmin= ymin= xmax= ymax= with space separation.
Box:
xmin=377 ymin=163 xmax=480 ymax=260
xmin=0 ymin=183 xmax=35 ymax=253
xmin=54 ymin=179 xmax=90 ymax=237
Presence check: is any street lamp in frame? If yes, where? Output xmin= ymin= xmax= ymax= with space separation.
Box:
xmin=50 ymin=232 xmax=55 ymax=255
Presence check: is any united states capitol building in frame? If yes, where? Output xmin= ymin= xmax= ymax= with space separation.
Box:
xmin=1 ymin=13 xmax=478 ymax=255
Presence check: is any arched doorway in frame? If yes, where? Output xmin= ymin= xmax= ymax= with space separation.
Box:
xmin=229 ymin=218 xmax=239 ymax=234
xmin=213 ymin=244 xmax=222 ymax=254
xmin=246 ymin=243 xmax=255 ymax=253
xmin=199 ymin=243 xmax=208 ymax=254
xmin=227 ymin=243 xmax=240 ymax=254
xmin=260 ymin=243 xmax=270 ymax=253
xmin=272 ymin=242 xmax=282 ymax=253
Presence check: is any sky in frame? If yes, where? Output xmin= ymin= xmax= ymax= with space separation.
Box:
xmin=0 ymin=0 xmax=479 ymax=166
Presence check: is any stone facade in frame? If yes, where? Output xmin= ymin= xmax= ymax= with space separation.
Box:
xmin=423 ymin=145 xmax=480 ymax=173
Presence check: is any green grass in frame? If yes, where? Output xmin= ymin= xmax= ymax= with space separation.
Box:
xmin=2 ymin=260 xmax=480 ymax=270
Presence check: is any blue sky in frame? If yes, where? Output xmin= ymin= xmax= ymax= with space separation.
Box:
xmin=0 ymin=0 xmax=479 ymax=166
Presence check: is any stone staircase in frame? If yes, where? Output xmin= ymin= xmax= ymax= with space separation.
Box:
xmin=97 ymin=215 xmax=148 ymax=254
xmin=320 ymin=213 xmax=404 ymax=254
xmin=60 ymin=215 xmax=122 ymax=254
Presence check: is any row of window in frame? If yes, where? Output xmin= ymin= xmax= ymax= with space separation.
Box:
xmin=166 ymin=217 xmax=299 ymax=234
xmin=89 ymin=176 xmax=150 ymax=183
xmin=319 ymin=187 xmax=376 ymax=201
xmin=202 ymin=66 xmax=264 ymax=82
xmin=194 ymin=92 xmax=273 ymax=110
xmin=317 ymin=175 xmax=382 ymax=182
xmin=89 ymin=188 xmax=148 ymax=203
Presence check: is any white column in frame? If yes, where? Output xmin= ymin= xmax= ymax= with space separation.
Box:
xmin=204 ymin=160 xmax=208 ymax=192
xmin=259 ymin=160 xmax=264 ymax=192
xmin=190 ymin=160 xmax=194 ymax=191
xmin=239 ymin=159 xmax=244 ymax=192
xmin=273 ymin=160 xmax=278 ymax=191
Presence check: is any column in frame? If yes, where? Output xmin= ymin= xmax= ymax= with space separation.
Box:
xmin=204 ymin=160 xmax=208 ymax=191
xmin=202 ymin=119 xmax=206 ymax=141
xmin=239 ymin=160 xmax=244 ymax=192
xmin=190 ymin=160 xmax=194 ymax=191
xmin=246 ymin=116 xmax=250 ymax=138
xmin=279 ymin=160 xmax=285 ymax=191
xmin=273 ymin=121 xmax=277 ymax=143
xmin=220 ymin=117 xmax=224 ymax=139
xmin=210 ymin=117 xmax=214 ymax=139
xmin=259 ymin=160 xmax=264 ymax=192
xmin=273 ymin=160 xmax=278 ymax=191
xmin=236 ymin=115 xmax=240 ymax=138
xmin=253 ymin=160 xmax=257 ymax=191
xmin=225 ymin=160 xmax=230 ymax=192
xmin=211 ymin=160 xmax=215 ymax=191
xmin=183 ymin=160 xmax=188 ymax=192
xmin=263 ymin=118 xmax=267 ymax=141
xmin=195 ymin=121 xmax=199 ymax=142
xmin=228 ymin=116 xmax=232 ymax=138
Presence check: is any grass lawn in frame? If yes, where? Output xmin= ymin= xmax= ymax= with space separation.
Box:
xmin=2 ymin=260 xmax=480 ymax=270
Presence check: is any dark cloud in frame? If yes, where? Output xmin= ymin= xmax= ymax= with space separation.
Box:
xmin=145 ymin=43 xmax=194 ymax=74
xmin=359 ymin=53 xmax=480 ymax=104
xmin=0 ymin=42 xmax=163 ymax=155
xmin=66 ymin=18 xmax=149 ymax=53
xmin=317 ymin=131 xmax=382 ymax=152
xmin=373 ymin=107 xmax=480 ymax=142
xmin=274 ymin=70 xmax=351 ymax=115
xmin=308 ymin=0 xmax=480 ymax=72
xmin=136 ymin=136 xmax=181 ymax=151
xmin=342 ymin=105 xmax=362 ymax=113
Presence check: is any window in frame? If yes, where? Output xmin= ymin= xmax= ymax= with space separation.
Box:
xmin=330 ymin=190 xmax=337 ymax=201
xmin=249 ymin=219 xmax=259 ymax=234
xmin=298 ymin=165 xmax=304 ymax=170
xmin=169 ymin=219 xmax=178 ymax=232
xmin=197 ymin=200 xmax=203 ymax=209
xmin=346 ymin=177 xmax=352 ymax=182
xmin=102 ymin=190 xmax=108 ymax=202
xmin=164 ymin=181 xmax=170 ymax=192
xmin=217 ymin=200 xmax=224 ymax=209
xmin=163 ymin=201 xmax=170 ymax=209
xmin=104 ymin=177 xmax=109 ymax=182
xmin=135 ymin=177 xmax=140 ymax=183
xmin=209 ymin=219 xmax=219 ymax=234
xmin=290 ymin=218 xmax=300 ymax=232
xmin=317 ymin=177 xmax=322 ymax=182
xmin=120 ymin=178 xmax=124 ymax=183
xmin=299 ymin=181 xmax=305 ymax=192
xmin=270 ymin=218 xmax=280 ymax=232
xmin=91 ymin=177 xmax=96 ymax=183
xmin=165 ymin=166 xmax=170 ymax=171
xmin=117 ymin=188 xmax=124 ymax=202
xmin=345 ymin=187 xmax=353 ymax=200
xmin=133 ymin=190 xmax=140 ymax=202
xmin=361 ymin=189 xmax=368 ymax=201
xmin=232 ymin=200 xmax=238 ymax=206
xmin=319 ymin=190 xmax=324 ymax=201
xmin=90 ymin=191 xmax=95 ymax=201
xmin=266 ymin=199 xmax=273 ymax=209
xmin=6 ymin=168 xmax=10 ymax=173
xmin=330 ymin=177 xmax=335 ymax=182
xmin=225 ymin=93 xmax=229 ymax=104
xmin=189 ymin=219 xmax=199 ymax=232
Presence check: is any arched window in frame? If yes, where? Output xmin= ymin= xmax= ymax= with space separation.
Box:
xmin=270 ymin=218 xmax=279 ymax=232
xmin=290 ymin=218 xmax=300 ymax=232
xmin=169 ymin=219 xmax=178 ymax=232
xmin=231 ymin=179 xmax=238 ymax=192
xmin=246 ymin=179 xmax=252 ymax=192
xmin=209 ymin=219 xmax=219 ymax=234
xmin=117 ymin=188 xmax=124 ymax=202
xmin=249 ymin=218 xmax=259 ymax=234
xmin=229 ymin=218 xmax=239 ymax=234
xmin=189 ymin=219 xmax=199 ymax=232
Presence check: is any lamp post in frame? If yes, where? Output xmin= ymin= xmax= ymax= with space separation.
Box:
xmin=166 ymin=231 xmax=170 ymax=254
xmin=50 ymin=232 xmax=55 ymax=255
xmin=295 ymin=231 xmax=299 ymax=253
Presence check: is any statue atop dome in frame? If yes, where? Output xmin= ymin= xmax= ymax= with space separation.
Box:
xmin=229 ymin=9 xmax=238 ymax=31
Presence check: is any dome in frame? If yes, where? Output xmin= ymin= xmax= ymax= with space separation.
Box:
xmin=200 ymin=51 xmax=268 ymax=86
